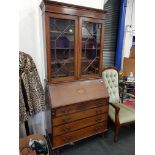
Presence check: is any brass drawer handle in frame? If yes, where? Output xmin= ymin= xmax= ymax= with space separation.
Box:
xmin=63 ymin=137 xmax=71 ymax=142
xmin=63 ymin=127 xmax=71 ymax=132
xmin=62 ymin=117 xmax=70 ymax=123
xmin=96 ymin=117 xmax=102 ymax=122
xmin=96 ymin=109 xmax=102 ymax=114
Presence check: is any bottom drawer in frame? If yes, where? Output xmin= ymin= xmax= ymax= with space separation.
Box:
xmin=53 ymin=121 xmax=107 ymax=148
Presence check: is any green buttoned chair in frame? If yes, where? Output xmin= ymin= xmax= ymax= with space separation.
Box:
xmin=102 ymin=67 xmax=135 ymax=142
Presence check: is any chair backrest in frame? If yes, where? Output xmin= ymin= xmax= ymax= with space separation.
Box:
xmin=102 ymin=67 xmax=120 ymax=104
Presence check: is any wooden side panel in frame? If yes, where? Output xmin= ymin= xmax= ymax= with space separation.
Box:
xmin=44 ymin=13 xmax=51 ymax=82
xmin=99 ymin=21 xmax=104 ymax=76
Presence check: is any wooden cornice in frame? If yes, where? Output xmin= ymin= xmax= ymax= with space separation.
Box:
xmin=40 ymin=0 xmax=107 ymax=19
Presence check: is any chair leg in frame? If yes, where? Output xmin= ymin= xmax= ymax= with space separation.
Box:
xmin=114 ymin=123 xmax=120 ymax=142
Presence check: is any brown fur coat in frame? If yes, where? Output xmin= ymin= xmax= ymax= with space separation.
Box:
xmin=19 ymin=52 xmax=46 ymax=124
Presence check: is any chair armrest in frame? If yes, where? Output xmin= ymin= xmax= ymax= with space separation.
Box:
xmin=109 ymin=102 xmax=120 ymax=124
xmin=109 ymin=102 xmax=120 ymax=112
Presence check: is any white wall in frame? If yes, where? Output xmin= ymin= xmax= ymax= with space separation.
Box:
xmin=123 ymin=0 xmax=135 ymax=58
xmin=49 ymin=0 xmax=105 ymax=9
xmin=19 ymin=0 xmax=45 ymax=84
xmin=19 ymin=0 xmax=47 ymax=136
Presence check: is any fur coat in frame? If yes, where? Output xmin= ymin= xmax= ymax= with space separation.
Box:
xmin=19 ymin=52 xmax=46 ymax=124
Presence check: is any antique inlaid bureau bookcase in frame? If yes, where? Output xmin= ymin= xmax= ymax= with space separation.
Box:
xmin=40 ymin=0 xmax=108 ymax=153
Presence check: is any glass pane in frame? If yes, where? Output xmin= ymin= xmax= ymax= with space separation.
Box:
xmin=81 ymin=21 xmax=101 ymax=75
xmin=50 ymin=18 xmax=75 ymax=78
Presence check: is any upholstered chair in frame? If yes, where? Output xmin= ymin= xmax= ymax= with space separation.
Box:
xmin=102 ymin=67 xmax=135 ymax=142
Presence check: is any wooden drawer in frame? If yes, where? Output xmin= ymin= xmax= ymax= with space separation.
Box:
xmin=52 ymin=105 xmax=108 ymax=126
xmin=53 ymin=122 xmax=107 ymax=148
xmin=52 ymin=98 xmax=107 ymax=117
xmin=53 ymin=113 xmax=108 ymax=136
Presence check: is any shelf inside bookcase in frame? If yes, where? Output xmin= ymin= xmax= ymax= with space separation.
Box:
xmin=51 ymin=57 xmax=99 ymax=65
xmin=82 ymin=48 xmax=100 ymax=50
xmin=50 ymin=30 xmax=74 ymax=35
xmin=51 ymin=47 xmax=74 ymax=50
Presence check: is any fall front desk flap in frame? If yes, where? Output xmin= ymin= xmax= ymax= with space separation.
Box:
xmin=48 ymin=79 xmax=109 ymax=108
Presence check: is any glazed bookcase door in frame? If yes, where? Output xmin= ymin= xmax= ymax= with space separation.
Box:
xmin=79 ymin=17 xmax=104 ymax=79
xmin=46 ymin=13 xmax=78 ymax=83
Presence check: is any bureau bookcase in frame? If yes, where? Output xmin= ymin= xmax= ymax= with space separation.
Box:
xmin=40 ymin=0 xmax=108 ymax=153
